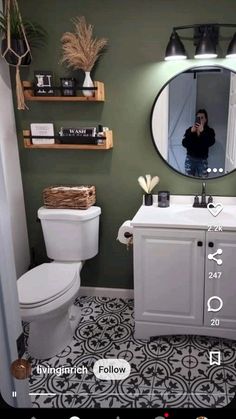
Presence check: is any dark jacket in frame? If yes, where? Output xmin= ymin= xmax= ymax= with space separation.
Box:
xmin=182 ymin=126 xmax=215 ymax=159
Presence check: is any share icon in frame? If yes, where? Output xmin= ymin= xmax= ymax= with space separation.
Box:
xmin=208 ymin=248 xmax=223 ymax=265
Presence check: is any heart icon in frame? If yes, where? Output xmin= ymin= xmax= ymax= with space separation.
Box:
xmin=207 ymin=202 xmax=223 ymax=217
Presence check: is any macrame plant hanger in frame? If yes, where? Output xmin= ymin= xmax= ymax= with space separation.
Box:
xmin=2 ymin=0 xmax=32 ymax=109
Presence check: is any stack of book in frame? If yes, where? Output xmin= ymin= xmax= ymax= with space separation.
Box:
xmin=58 ymin=127 xmax=105 ymax=145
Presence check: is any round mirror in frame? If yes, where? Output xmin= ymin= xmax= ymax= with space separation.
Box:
xmin=151 ymin=65 xmax=236 ymax=178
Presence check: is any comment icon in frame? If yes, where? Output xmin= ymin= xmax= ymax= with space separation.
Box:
xmin=207 ymin=296 xmax=223 ymax=312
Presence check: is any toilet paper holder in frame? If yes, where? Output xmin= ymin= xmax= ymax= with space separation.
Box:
xmin=124 ymin=231 xmax=133 ymax=250
xmin=117 ymin=220 xmax=133 ymax=250
xmin=124 ymin=232 xmax=133 ymax=238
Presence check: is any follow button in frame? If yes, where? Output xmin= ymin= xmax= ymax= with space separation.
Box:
xmin=93 ymin=359 xmax=131 ymax=380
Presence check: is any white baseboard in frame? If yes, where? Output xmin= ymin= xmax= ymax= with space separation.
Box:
xmin=79 ymin=286 xmax=134 ymax=299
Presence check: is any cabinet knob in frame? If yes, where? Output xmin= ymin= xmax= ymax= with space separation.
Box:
xmin=208 ymin=242 xmax=214 ymax=247
xmin=197 ymin=241 xmax=203 ymax=247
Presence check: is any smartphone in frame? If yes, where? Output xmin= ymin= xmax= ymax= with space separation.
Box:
xmin=195 ymin=115 xmax=201 ymax=124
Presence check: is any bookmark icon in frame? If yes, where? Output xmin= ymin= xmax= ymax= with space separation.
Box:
xmin=209 ymin=350 xmax=221 ymax=365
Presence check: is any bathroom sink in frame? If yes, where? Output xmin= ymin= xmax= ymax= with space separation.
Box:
xmin=176 ymin=205 xmax=236 ymax=223
xmin=131 ymin=195 xmax=236 ymax=230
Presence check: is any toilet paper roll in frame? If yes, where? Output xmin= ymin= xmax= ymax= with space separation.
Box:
xmin=117 ymin=220 xmax=133 ymax=245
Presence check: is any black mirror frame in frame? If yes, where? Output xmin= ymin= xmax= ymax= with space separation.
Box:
xmin=150 ymin=62 xmax=236 ymax=180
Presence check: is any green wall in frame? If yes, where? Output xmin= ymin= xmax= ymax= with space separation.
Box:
xmin=14 ymin=0 xmax=236 ymax=288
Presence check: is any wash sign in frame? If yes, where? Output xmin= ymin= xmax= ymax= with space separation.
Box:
xmin=93 ymin=359 xmax=131 ymax=380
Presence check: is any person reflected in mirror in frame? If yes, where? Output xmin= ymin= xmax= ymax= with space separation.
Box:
xmin=182 ymin=109 xmax=215 ymax=177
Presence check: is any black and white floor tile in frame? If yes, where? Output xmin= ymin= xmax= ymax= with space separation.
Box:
xmin=23 ymin=296 xmax=236 ymax=408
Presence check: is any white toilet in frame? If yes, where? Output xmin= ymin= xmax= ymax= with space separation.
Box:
xmin=17 ymin=205 xmax=101 ymax=359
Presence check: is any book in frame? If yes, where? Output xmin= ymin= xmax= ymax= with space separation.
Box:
xmin=30 ymin=123 xmax=55 ymax=144
xmin=58 ymin=127 xmax=97 ymax=137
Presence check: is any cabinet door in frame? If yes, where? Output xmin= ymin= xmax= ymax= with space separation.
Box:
xmin=204 ymin=231 xmax=236 ymax=329
xmin=133 ymin=228 xmax=205 ymax=325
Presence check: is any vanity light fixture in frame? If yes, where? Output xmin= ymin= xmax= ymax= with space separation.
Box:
xmin=226 ymin=32 xmax=236 ymax=58
xmin=165 ymin=23 xmax=236 ymax=60
xmin=194 ymin=26 xmax=217 ymax=59
xmin=165 ymin=31 xmax=187 ymax=60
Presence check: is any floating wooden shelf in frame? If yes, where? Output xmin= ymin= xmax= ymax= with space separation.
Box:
xmin=23 ymin=130 xmax=113 ymax=150
xmin=23 ymin=81 xmax=105 ymax=102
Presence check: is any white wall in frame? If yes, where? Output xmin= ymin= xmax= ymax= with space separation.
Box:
xmin=0 ymin=153 xmax=31 ymax=407
xmin=0 ymin=41 xmax=30 ymax=277
xmin=0 ymin=1 xmax=31 ymax=406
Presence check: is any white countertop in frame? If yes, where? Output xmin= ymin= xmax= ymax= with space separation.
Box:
xmin=131 ymin=195 xmax=236 ymax=230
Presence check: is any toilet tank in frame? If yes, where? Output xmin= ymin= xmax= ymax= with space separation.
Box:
xmin=38 ymin=206 xmax=101 ymax=261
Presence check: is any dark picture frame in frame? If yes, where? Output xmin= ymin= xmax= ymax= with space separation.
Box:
xmin=34 ymin=71 xmax=55 ymax=96
xmin=60 ymin=77 xmax=76 ymax=96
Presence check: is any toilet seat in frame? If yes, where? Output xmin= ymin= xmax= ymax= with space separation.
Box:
xmin=18 ymin=263 xmax=80 ymax=308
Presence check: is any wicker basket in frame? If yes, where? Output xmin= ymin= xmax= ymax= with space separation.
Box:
xmin=43 ymin=186 xmax=96 ymax=210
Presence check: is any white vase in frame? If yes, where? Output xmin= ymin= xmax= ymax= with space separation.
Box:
xmin=82 ymin=71 xmax=94 ymax=97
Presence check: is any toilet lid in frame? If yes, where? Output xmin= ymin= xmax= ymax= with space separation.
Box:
xmin=18 ymin=263 xmax=79 ymax=306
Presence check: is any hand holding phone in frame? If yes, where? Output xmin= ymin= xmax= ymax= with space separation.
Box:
xmin=191 ymin=115 xmax=202 ymax=133
xmin=195 ymin=116 xmax=201 ymax=125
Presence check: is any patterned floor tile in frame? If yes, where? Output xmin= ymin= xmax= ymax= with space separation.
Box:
xmin=113 ymin=385 xmax=153 ymax=408
xmin=32 ymin=392 xmax=75 ymax=408
xmin=72 ymin=379 xmax=118 ymax=408
xmin=188 ymin=392 xmax=228 ymax=408
xmin=84 ymin=340 xmax=134 ymax=366
xmin=119 ymin=359 xmax=158 ymax=388
xmin=150 ymin=386 xmax=189 ymax=408
xmin=124 ymin=335 xmax=159 ymax=364
xmin=223 ymin=365 xmax=236 ymax=403
xmin=26 ymin=296 xmax=236 ymax=408
xmin=221 ymin=338 xmax=236 ymax=368
xmin=188 ymin=366 xmax=228 ymax=398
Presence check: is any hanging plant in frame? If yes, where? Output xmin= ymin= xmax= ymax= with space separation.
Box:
xmin=0 ymin=0 xmax=47 ymax=109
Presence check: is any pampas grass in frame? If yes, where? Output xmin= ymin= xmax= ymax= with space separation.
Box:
xmin=61 ymin=16 xmax=108 ymax=72
xmin=138 ymin=174 xmax=159 ymax=193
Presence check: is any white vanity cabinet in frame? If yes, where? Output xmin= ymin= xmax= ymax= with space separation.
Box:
xmin=133 ymin=225 xmax=236 ymax=340
xmin=134 ymin=228 xmax=205 ymax=326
